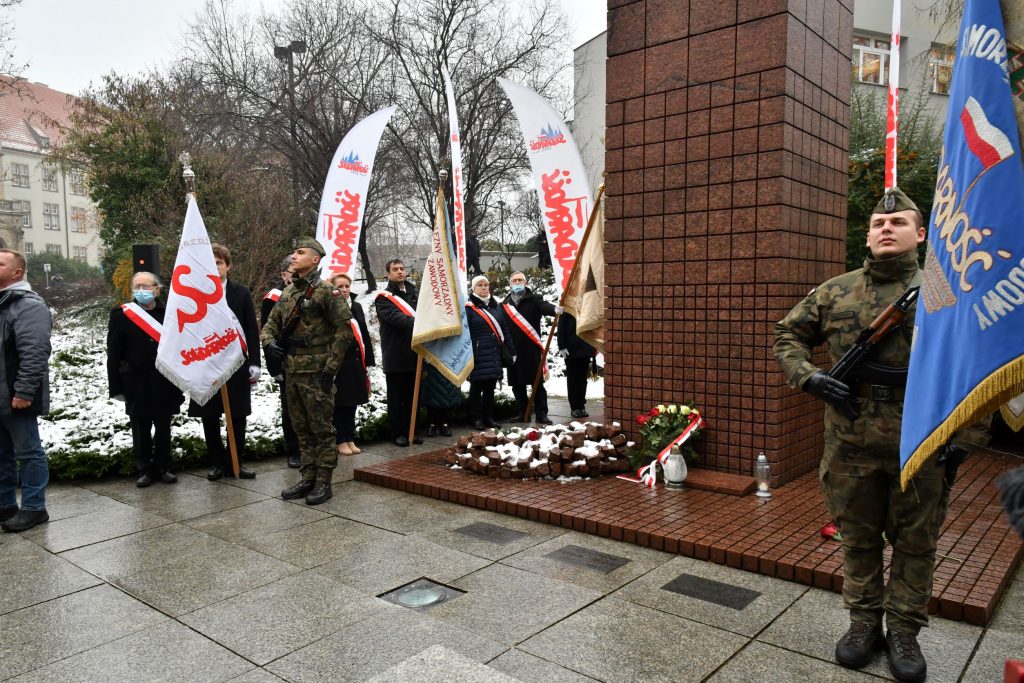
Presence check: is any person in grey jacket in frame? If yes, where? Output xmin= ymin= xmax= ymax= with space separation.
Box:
xmin=0 ymin=250 xmax=52 ymax=533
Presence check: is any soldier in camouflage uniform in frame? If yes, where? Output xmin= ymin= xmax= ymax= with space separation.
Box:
xmin=774 ymin=188 xmax=986 ymax=683
xmin=261 ymin=238 xmax=352 ymax=505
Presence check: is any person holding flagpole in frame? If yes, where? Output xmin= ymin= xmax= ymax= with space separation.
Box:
xmin=261 ymin=238 xmax=353 ymax=506
xmin=375 ymin=258 xmax=422 ymax=447
xmin=502 ymin=271 xmax=560 ymax=425
xmin=107 ymin=271 xmax=185 ymax=488
xmin=329 ymin=272 xmax=374 ymax=456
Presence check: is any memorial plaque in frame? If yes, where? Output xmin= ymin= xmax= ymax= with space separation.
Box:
xmin=544 ymin=544 xmax=631 ymax=574
xmin=454 ymin=522 xmax=529 ymax=545
xmin=660 ymin=573 xmax=762 ymax=610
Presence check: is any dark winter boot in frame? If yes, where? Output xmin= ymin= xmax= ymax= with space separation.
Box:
xmin=886 ymin=630 xmax=926 ymax=682
xmin=835 ymin=622 xmax=884 ymax=669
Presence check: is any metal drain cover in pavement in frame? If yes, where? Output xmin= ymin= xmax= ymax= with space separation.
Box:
xmin=661 ymin=573 xmax=762 ymax=610
xmin=379 ymin=578 xmax=464 ymax=610
xmin=455 ymin=522 xmax=529 ymax=545
xmin=544 ymin=544 xmax=631 ymax=574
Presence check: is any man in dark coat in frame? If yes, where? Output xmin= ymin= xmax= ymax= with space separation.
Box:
xmin=261 ymin=258 xmax=300 ymax=468
xmin=374 ymin=258 xmax=421 ymax=447
xmin=191 ymin=244 xmax=261 ymax=481
xmin=107 ymin=271 xmax=184 ymax=488
xmin=501 ymin=271 xmax=559 ymax=424
xmin=557 ymin=312 xmax=596 ymax=418
xmin=0 ymin=249 xmax=52 ymax=533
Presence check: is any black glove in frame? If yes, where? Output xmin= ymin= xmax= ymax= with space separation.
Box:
xmin=938 ymin=444 xmax=969 ymax=487
xmin=316 ymin=372 xmax=335 ymax=394
xmin=996 ymin=466 xmax=1024 ymax=539
xmin=803 ymin=371 xmax=851 ymax=406
xmin=264 ymin=341 xmax=284 ymax=365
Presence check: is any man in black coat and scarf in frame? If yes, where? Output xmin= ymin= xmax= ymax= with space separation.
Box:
xmin=501 ymin=271 xmax=560 ymax=424
xmin=374 ymin=258 xmax=422 ymax=447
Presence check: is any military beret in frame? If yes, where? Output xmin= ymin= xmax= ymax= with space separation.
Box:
xmin=873 ymin=187 xmax=920 ymax=215
xmin=294 ymin=237 xmax=326 ymax=257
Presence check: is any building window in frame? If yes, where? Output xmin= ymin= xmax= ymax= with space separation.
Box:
xmin=42 ymin=166 xmax=59 ymax=192
xmin=11 ymin=162 xmax=30 ymax=188
xmin=72 ymin=246 xmax=88 ymax=262
xmin=69 ymin=170 xmax=86 ymax=195
xmin=853 ymin=35 xmax=891 ymax=85
xmin=23 ymin=242 xmax=33 ymax=255
xmin=930 ymin=46 xmax=955 ymax=95
xmin=70 ymin=207 xmax=87 ymax=233
xmin=43 ymin=203 xmax=60 ymax=230
xmin=11 ymin=200 xmax=30 ymax=228
xmin=46 ymin=244 xmax=61 ymax=255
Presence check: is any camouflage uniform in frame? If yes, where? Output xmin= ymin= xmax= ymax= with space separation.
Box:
xmin=774 ymin=249 xmax=957 ymax=635
xmin=261 ymin=270 xmax=352 ymax=485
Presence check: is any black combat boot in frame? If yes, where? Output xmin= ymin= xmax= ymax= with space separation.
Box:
xmin=281 ymin=480 xmax=316 ymax=500
xmin=886 ymin=630 xmax=927 ymax=682
xmin=427 ymin=424 xmax=438 ymax=437
xmin=835 ymin=622 xmax=883 ymax=669
xmin=306 ymin=483 xmax=332 ymax=506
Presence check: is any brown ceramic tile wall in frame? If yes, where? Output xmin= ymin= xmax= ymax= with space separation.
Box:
xmin=604 ymin=0 xmax=853 ymax=484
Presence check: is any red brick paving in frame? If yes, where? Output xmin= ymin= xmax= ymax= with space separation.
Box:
xmin=356 ymin=448 xmax=1023 ymax=626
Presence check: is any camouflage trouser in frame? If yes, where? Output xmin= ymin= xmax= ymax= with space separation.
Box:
xmin=285 ymin=372 xmax=338 ymax=484
xmin=820 ymin=400 xmax=949 ymax=635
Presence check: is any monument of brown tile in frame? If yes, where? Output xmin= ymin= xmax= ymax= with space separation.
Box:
xmin=603 ymin=0 xmax=853 ymax=484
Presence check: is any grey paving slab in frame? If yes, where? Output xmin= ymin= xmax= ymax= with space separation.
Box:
xmin=0 ymin=534 xmax=102 ymax=615
xmin=0 ymin=584 xmax=167 ymax=679
xmin=265 ymin=605 xmax=508 ymax=682
xmin=303 ymin=479 xmax=410 ymax=517
xmin=34 ymin=484 xmax=124 ymax=522
xmin=707 ymin=641 xmax=880 ymax=682
xmin=11 ymin=619 xmax=252 ymax=682
xmin=487 ymin=648 xmax=598 ymax=682
xmin=218 ymin=467 xmax=299 ymax=497
xmin=184 ymin=498 xmax=332 ymax=544
xmin=78 ymin=472 xmax=270 ymax=522
xmin=339 ymin=493 xmax=487 ymax=534
xmin=17 ymin=501 xmax=171 ymax=552
xmin=988 ymin=570 xmax=1024 ymax=632
xmin=961 ymin=626 xmax=1024 ymax=683
xmin=416 ymin=510 xmax=567 ymax=561
xmin=180 ymin=570 xmax=388 ymax=665
xmin=237 ymin=515 xmax=403 ymax=569
xmin=613 ymin=555 xmax=807 ymax=637
xmin=428 ymin=563 xmax=602 ymax=646
xmin=519 ymin=596 xmax=748 ymax=682
xmin=315 ymin=534 xmax=491 ymax=596
xmin=227 ymin=670 xmax=285 ymax=683
xmin=759 ymin=587 xmax=982 ymax=682
xmin=366 ymin=645 xmax=518 ymax=683
xmin=502 ymin=530 xmax=673 ymax=593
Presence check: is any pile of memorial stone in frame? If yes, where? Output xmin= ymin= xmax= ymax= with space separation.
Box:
xmin=445 ymin=421 xmax=636 ymax=479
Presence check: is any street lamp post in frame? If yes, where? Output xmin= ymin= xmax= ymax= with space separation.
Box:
xmin=498 ymin=200 xmax=508 ymax=272
xmin=274 ymin=39 xmax=307 ymax=202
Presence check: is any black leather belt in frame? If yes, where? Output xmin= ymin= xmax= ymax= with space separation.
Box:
xmin=855 ymin=384 xmax=906 ymax=402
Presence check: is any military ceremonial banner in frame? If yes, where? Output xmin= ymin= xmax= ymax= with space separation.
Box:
xmin=411 ymin=186 xmax=474 ymax=385
xmin=496 ymin=77 xmax=592 ymax=294
xmin=884 ymin=0 xmax=902 ymax=189
xmin=1005 ymin=0 xmax=1023 ymax=134
xmin=562 ymin=189 xmax=606 ymax=354
xmin=900 ymin=0 xmax=1024 ymax=486
xmin=316 ymin=105 xmax=397 ymax=280
xmin=156 ymin=195 xmax=247 ymax=406
xmin=441 ymin=65 xmax=468 ymax=297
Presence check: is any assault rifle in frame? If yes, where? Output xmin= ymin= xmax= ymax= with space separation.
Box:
xmin=266 ymin=278 xmax=317 ymax=378
xmin=827 ymin=286 xmax=920 ymax=421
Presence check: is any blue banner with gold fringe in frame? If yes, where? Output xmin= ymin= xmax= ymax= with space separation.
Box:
xmin=901 ymin=0 xmax=1024 ymax=486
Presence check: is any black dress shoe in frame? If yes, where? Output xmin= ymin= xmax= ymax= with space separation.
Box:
xmin=136 ymin=473 xmax=153 ymax=488
xmin=440 ymin=424 xmax=452 ymax=437
xmin=413 ymin=435 xmax=423 ymax=445
xmin=835 ymin=622 xmax=883 ymax=670
xmin=393 ymin=436 xmax=410 ymax=447
xmin=0 ymin=505 xmax=19 ymax=523
xmin=485 ymin=419 xmax=502 ymax=429
xmin=159 ymin=471 xmax=177 ymax=484
xmin=535 ymin=416 xmax=553 ymax=425
xmin=426 ymin=424 xmax=438 ymax=437
xmin=472 ymin=420 xmax=486 ymax=431
xmin=281 ymin=480 xmax=316 ymax=500
xmin=886 ymin=630 xmax=927 ymax=682
xmin=579 ymin=409 xmax=590 ymax=418
xmin=207 ymin=466 xmax=225 ymax=481
xmin=236 ymin=464 xmax=256 ymax=479
xmin=508 ymin=416 xmax=522 ymax=423
xmin=287 ymin=455 xmax=301 ymax=469
xmin=1 ymin=508 xmax=48 ymax=533
xmin=305 ymin=484 xmax=332 ymax=505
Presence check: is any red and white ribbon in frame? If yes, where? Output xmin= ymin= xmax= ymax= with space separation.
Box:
xmin=264 ymin=288 xmax=282 ymax=302
xmin=351 ymin=319 xmax=370 ymax=392
xmin=503 ymin=302 xmax=548 ymax=379
xmin=376 ymin=291 xmax=416 ymax=318
xmin=616 ymin=413 xmax=705 ymax=487
xmin=121 ymin=302 xmax=163 ymax=342
xmin=467 ymin=303 xmax=505 ymax=344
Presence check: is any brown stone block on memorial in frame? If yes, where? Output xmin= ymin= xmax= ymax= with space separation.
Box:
xmin=550 ymin=463 xmax=561 ymax=477
xmin=500 ymin=465 xmax=512 ymax=479
xmin=735 ymin=15 xmax=788 ymax=75
xmin=487 ymin=465 xmax=500 ymax=478
xmin=688 ymin=28 xmax=736 ymax=85
xmin=561 ymin=446 xmax=576 ymax=461
xmin=609 ymin=51 xmax=646 ymax=101
xmin=647 ymin=0 xmax=688 ymax=45
xmin=646 ymin=41 xmax=689 ymax=94
xmin=608 ymin=3 xmax=645 ymax=56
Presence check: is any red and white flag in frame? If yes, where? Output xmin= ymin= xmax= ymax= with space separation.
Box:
xmin=442 ymin=64 xmax=468 ymax=297
xmin=156 ymin=195 xmax=247 ymax=406
xmin=884 ymin=0 xmax=902 ymax=189
xmin=961 ymin=96 xmax=1016 ymax=169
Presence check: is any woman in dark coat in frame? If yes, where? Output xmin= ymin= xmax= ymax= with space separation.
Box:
xmin=107 ymin=271 xmax=185 ymax=487
xmin=465 ymin=275 xmax=515 ymax=430
xmin=330 ymin=273 xmax=374 ymax=455
xmin=422 ymin=364 xmax=460 ymax=437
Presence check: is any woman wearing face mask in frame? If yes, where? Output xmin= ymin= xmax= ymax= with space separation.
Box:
xmin=106 ymin=271 xmax=185 ymax=487
xmin=465 ymin=275 xmax=516 ymax=430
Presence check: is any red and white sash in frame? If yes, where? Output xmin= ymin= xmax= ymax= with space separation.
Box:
xmin=616 ymin=414 xmax=705 ymax=488
xmin=466 ymin=303 xmax=504 ymax=344
xmin=264 ymin=288 xmax=282 ymax=302
xmin=121 ymin=302 xmax=163 ymax=342
xmin=350 ymin=319 xmax=370 ymax=392
xmin=502 ymin=302 xmax=548 ymax=379
xmin=376 ymin=291 xmax=416 ymax=318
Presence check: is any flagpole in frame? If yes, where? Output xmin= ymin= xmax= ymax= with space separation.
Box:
xmin=181 ymin=152 xmax=241 ymax=478
xmin=525 ymin=183 xmax=605 ymax=422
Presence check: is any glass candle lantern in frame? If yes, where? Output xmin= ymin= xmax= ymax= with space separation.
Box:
xmin=755 ymin=451 xmax=772 ymax=498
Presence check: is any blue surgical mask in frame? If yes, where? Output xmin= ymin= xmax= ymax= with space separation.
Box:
xmin=133 ymin=289 xmax=156 ymax=305
xmin=511 ymin=284 xmax=525 ymax=294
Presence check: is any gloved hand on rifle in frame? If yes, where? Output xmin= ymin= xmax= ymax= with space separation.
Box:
xmin=264 ymin=341 xmax=285 ymax=365
xmin=316 ymin=372 xmax=335 ymax=394
xmin=937 ymin=443 xmax=969 ymax=487
xmin=803 ymin=371 xmax=851 ymax=407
